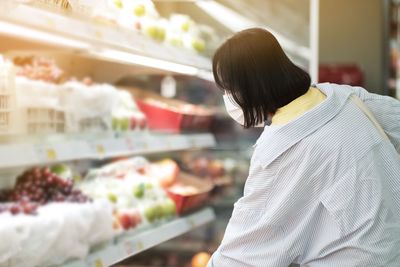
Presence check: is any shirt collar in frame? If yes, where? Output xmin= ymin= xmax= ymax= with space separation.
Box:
xmin=271 ymin=87 xmax=327 ymax=125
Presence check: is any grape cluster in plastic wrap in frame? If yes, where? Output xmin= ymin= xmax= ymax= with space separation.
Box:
xmin=0 ymin=167 xmax=91 ymax=216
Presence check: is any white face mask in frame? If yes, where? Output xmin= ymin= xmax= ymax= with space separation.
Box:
xmin=223 ymin=94 xmax=265 ymax=127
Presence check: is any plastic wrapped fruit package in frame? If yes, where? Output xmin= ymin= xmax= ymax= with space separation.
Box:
xmin=84 ymin=156 xmax=149 ymax=180
xmin=168 ymin=14 xmax=206 ymax=54
xmin=79 ymin=157 xmax=179 ymax=231
xmin=110 ymin=0 xmax=160 ymax=31
xmin=14 ymin=77 xmax=66 ymax=134
xmin=59 ymin=81 xmax=120 ymax=133
xmin=140 ymin=17 xmax=167 ymax=42
xmin=0 ymin=200 xmax=114 ymax=267
xmin=15 ymin=77 xmax=60 ymax=109
xmin=112 ymin=90 xmax=147 ymax=132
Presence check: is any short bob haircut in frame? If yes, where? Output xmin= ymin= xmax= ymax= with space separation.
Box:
xmin=213 ymin=28 xmax=311 ymax=128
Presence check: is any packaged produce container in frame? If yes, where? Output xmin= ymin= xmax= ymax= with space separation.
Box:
xmin=166 ymin=173 xmax=213 ymax=215
xmin=125 ymin=87 xmax=214 ymax=133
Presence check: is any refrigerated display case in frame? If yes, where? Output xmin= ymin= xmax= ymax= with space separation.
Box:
xmin=0 ymin=1 xmax=320 ymax=266
xmin=0 ymin=1 xmax=219 ymax=266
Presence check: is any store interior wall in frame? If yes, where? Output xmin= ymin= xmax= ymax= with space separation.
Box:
xmin=319 ymin=0 xmax=384 ymax=93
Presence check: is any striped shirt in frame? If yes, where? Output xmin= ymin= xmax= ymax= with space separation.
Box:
xmin=207 ymin=83 xmax=400 ymax=267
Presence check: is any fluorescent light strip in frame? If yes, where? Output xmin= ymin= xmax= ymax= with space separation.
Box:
xmin=195 ymin=0 xmax=311 ymax=60
xmin=0 ymin=21 xmax=205 ymax=76
xmin=0 ymin=21 xmax=90 ymax=50
xmin=90 ymin=48 xmax=199 ymax=75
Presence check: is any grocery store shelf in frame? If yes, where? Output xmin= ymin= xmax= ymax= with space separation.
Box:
xmin=0 ymin=133 xmax=216 ymax=169
xmin=62 ymin=207 xmax=215 ymax=267
xmin=0 ymin=3 xmax=212 ymax=76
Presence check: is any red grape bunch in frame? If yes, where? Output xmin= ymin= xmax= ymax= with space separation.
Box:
xmin=0 ymin=167 xmax=91 ymax=216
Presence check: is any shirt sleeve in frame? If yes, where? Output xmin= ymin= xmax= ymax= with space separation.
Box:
xmin=351 ymin=86 xmax=400 ymax=152
xmin=206 ymin=160 xmax=304 ymax=267
xmin=206 ymin=205 xmax=295 ymax=267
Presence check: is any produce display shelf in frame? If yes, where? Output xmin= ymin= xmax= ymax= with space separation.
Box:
xmin=62 ymin=207 xmax=215 ymax=267
xmin=0 ymin=133 xmax=216 ymax=169
xmin=0 ymin=3 xmax=211 ymax=72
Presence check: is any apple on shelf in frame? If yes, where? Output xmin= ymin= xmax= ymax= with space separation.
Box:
xmin=143 ymin=159 xmax=180 ymax=188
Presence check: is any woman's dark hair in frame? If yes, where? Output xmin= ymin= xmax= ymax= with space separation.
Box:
xmin=213 ymin=28 xmax=311 ymax=128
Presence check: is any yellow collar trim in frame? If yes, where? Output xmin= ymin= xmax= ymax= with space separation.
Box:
xmin=271 ymin=87 xmax=327 ymax=125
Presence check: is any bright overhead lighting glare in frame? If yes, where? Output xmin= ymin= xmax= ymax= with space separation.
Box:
xmin=0 ymin=21 xmax=90 ymax=50
xmin=195 ymin=0 xmax=311 ymax=60
xmin=90 ymin=48 xmax=199 ymax=76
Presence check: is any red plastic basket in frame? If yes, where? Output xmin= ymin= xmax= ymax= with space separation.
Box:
xmin=136 ymin=100 xmax=213 ymax=133
xmin=166 ymin=173 xmax=214 ymax=215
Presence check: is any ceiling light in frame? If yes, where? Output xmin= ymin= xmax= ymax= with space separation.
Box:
xmin=0 ymin=21 xmax=90 ymax=50
xmin=89 ymin=48 xmax=200 ymax=76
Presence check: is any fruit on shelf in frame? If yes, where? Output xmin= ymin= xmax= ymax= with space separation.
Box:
xmin=118 ymin=212 xmax=133 ymax=230
xmin=133 ymin=183 xmax=145 ymax=198
xmin=147 ymin=159 xmax=180 ymax=188
xmin=191 ymin=38 xmax=206 ymax=53
xmin=137 ymin=114 xmax=147 ymax=129
xmin=112 ymin=117 xmax=118 ymax=130
xmin=112 ymin=90 xmax=148 ymax=132
xmin=133 ymin=4 xmax=145 ymax=17
xmin=108 ymin=193 xmax=118 ymax=203
xmin=113 ymin=0 xmax=123 ymax=9
xmin=0 ymin=166 xmax=91 ymax=216
xmin=129 ymin=116 xmax=137 ymax=129
xmin=161 ymin=198 xmax=176 ymax=217
xmin=0 ymin=200 xmax=39 ymax=215
xmin=120 ymin=117 xmax=130 ymax=131
xmin=116 ymin=209 xmax=142 ymax=230
xmin=191 ymin=252 xmax=211 ymax=267
xmin=145 ymin=182 xmax=153 ymax=190
xmin=50 ymin=164 xmax=73 ymax=180
xmin=154 ymin=204 xmax=163 ymax=220
xmin=181 ymin=21 xmax=191 ymax=32
xmin=208 ymin=161 xmax=225 ymax=178
xmin=188 ymin=157 xmax=225 ymax=179
xmin=168 ymin=36 xmax=184 ymax=47
xmin=144 ymin=204 xmax=157 ymax=223
xmin=143 ymin=25 xmax=166 ymax=42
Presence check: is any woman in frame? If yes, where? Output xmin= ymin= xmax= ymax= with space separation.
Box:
xmin=207 ymin=28 xmax=400 ymax=267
